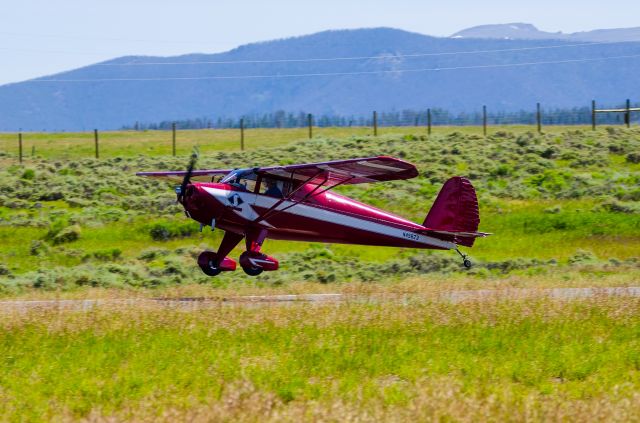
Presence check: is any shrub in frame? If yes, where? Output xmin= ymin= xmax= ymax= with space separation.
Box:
xmin=138 ymin=248 xmax=171 ymax=261
xmin=600 ymin=200 xmax=638 ymax=214
xmin=90 ymin=248 xmax=122 ymax=262
xmin=626 ymin=153 xmax=640 ymax=164
xmin=148 ymin=221 xmax=198 ymax=241
xmin=0 ymin=265 xmax=11 ymax=276
xmin=52 ymin=225 xmax=81 ymax=245
xmin=569 ymin=250 xmax=598 ymax=265
xmin=21 ymin=169 xmax=35 ymax=180
xmin=30 ymin=240 xmax=49 ymax=256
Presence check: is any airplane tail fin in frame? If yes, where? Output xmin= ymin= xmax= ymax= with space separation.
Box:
xmin=422 ymin=177 xmax=486 ymax=247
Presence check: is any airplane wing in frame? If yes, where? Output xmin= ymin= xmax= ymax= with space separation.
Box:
xmin=256 ymin=156 xmax=418 ymax=185
xmin=137 ymin=156 xmax=418 ymax=186
xmin=136 ymin=169 xmax=233 ymax=183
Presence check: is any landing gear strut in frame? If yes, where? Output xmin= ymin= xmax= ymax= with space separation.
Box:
xmin=455 ymin=248 xmax=473 ymax=269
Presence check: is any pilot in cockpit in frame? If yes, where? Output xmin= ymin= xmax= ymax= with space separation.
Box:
xmin=264 ymin=179 xmax=284 ymax=198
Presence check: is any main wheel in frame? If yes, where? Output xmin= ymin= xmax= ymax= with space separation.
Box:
xmin=198 ymin=251 xmax=222 ymax=276
xmin=463 ymin=259 xmax=472 ymax=269
xmin=242 ymin=266 xmax=263 ymax=276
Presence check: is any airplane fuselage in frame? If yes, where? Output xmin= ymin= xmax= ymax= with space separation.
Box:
xmin=184 ymin=182 xmax=455 ymax=251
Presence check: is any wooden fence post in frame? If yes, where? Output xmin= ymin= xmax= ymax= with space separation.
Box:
xmin=592 ymin=100 xmax=596 ymax=131
xmin=172 ymin=122 xmax=176 ymax=156
xmin=18 ymin=133 xmax=23 ymax=163
xmin=536 ymin=103 xmax=542 ymax=134
xmin=373 ymin=111 xmax=378 ymax=136
xmin=427 ymin=109 xmax=432 ymax=135
xmin=483 ymin=105 xmax=487 ymax=137
xmin=626 ymin=99 xmax=631 ymax=128
xmin=240 ymin=118 xmax=245 ymax=151
xmin=94 ymin=129 xmax=99 ymax=159
xmin=308 ymin=113 xmax=313 ymax=139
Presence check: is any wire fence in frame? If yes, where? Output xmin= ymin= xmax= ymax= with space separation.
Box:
xmin=2 ymin=100 xmax=639 ymax=162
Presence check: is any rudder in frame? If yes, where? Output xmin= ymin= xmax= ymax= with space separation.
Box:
xmin=423 ymin=177 xmax=480 ymax=247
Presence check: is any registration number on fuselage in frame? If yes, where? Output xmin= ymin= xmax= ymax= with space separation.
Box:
xmin=402 ymin=231 xmax=420 ymax=241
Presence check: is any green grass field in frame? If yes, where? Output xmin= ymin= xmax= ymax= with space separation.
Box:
xmin=0 ymin=126 xmax=638 ymax=421
xmin=2 ymin=295 xmax=640 ymax=421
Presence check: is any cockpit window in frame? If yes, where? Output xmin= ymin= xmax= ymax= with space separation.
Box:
xmin=221 ymin=169 xmax=258 ymax=192
xmin=260 ymin=178 xmax=285 ymax=198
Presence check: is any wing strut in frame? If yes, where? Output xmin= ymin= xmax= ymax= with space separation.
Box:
xmin=252 ymin=172 xmax=354 ymax=224
xmin=252 ymin=170 xmax=324 ymax=224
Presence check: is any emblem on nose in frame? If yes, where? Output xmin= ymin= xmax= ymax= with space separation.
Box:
xmin=227 ymin=193 xmax=244 ymax=207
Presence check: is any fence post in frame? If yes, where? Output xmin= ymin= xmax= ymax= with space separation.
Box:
xmin=18 ymin=133 xmax=23 ymax=163
xmin=373 ymin=111 xmax=378 ymax=136
xmin=427 ymin=109 xmax=432 ymax=135
xmin=482 ymin=105 xmax=487 ymax=137
xmin=94 ymin=129 xmax=99 ymax=159
xmin=240 ymin=118 xmax=245 ymax=151
xmin=307 ymin=113 xmax=313 ymax=139
xmin=591 ymin=100 xmax=596 ymax=131
xmin=31 ymin=146 xmax=35 ymax=158
xmin=536 ymin=103 xmax=542 ymax=134
xmin=172 ymin=122 xmax=176 ymax=156
xmin=626 ymin=99 xmax=631 ymax=128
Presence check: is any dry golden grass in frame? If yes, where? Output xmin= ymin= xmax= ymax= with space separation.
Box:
xmin=74 ymin=379 xmax=640 ymax=423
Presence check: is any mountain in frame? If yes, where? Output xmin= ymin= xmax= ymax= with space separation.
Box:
xmin=1 ymin=27 xmax=640 ymax=131
xmin=451 ymin=23 xmax=640 ymax=42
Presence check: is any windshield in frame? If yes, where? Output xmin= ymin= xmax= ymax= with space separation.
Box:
xmin=220 ymin=168 xmax=258 ymax=192
xmin=220 ymin=168 xmax=254 ymax=184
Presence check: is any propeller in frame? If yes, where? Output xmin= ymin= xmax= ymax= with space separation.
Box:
xmin=177 ymin=147 xmax=199 ymax=203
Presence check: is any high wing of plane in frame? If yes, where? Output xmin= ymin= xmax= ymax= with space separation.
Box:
xmin=137 ymin=156 xmax=418 ymax=184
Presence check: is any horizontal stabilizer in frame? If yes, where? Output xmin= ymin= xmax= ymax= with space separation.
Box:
xmin=423 ymin=230 xmax=491 ymax=238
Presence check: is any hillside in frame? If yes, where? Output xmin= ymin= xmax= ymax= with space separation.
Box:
xmin=1 ymin=27 xmax=640 ymax=131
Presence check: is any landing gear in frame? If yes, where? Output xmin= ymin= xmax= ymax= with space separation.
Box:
xmin=196 ymin=229 xmax=278 ymax=277
xmin=197 ymin=251 xmax=222 ymax=276
xmin=239 ymin=251 xmax=278 ymax=277
xmin=456 ymin=248 xmax=473 ymax=269
xmin=239 ymin=252 xmax=263 ymax=276
xmin=197 ymin=231 xmax=243 ymax=277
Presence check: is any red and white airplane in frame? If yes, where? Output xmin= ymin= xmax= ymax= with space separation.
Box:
xmin=138 ymin=155 xmax=488 ymax=276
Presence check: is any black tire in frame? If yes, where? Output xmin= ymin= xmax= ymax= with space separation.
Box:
xmin=463 ymin=259 xmax=472 ymax=269
xmin=200 ymin=260 xmax=222 ymax=276
xmin=198 ymin=251 xmax=222 ymax=276
xmin=242 ymin=266 xmax=263 ymax=276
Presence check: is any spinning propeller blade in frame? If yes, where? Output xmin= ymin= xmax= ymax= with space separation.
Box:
xmin=177 ymin=147 xmax=199 ymax=203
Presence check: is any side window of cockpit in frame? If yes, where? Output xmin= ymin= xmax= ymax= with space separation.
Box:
xmin=260 ymin=179 xmax=285 ymax=198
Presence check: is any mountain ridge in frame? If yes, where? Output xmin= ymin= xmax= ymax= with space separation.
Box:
xmin=451 ymin=23 xmax=640 ymax=42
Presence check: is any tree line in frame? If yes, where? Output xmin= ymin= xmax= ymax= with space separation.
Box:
xmin=122 ymin=105 xmax=639 ymax=130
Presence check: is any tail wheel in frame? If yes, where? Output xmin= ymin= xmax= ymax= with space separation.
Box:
xmin=198 ymin=251 xmax=222 ymax=276
xmin=463 ymin=259 xmax=472 ymax=269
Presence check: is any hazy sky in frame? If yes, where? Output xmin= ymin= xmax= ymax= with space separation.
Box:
xmin=1 ymin=0 xmax=639 ymax=85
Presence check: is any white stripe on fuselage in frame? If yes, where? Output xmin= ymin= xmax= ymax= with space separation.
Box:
xmin=201 ymin=187 xmax=455 ymax=250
